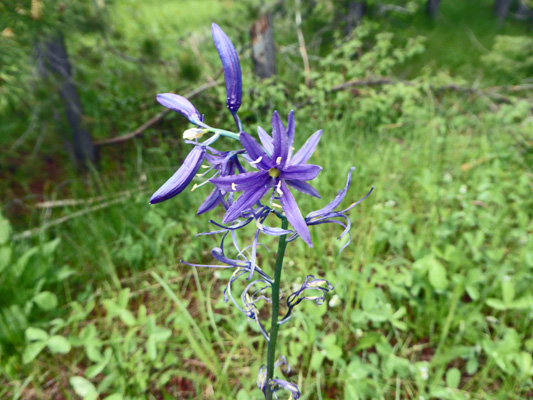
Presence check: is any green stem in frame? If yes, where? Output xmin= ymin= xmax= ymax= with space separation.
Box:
xmin=209 ymin=127 xmax=240 ymax=140
xmin=265 ymin=217 xmax=289 ymax=400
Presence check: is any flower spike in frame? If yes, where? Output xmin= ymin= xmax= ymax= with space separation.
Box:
xmin=211 ymin=23 xmax=242 ymax=114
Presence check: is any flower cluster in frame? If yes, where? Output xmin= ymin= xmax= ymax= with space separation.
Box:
xmin=150 ymin=23 xmax=373 ymax=399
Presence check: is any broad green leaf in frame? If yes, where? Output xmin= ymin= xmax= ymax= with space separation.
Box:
xmin=104 ymin=395 xmax=123 ymax=400
xmin=47 ymin=335 xmax=71 ymax=354
xmin=446 ymin=367 xmax=461 ymax=389
xmin=486 ymin=298 xmax=507 ymax=310
xmin=151 ymin=328 xmax=172 ymax=342
xmin=86 ymin=348 xmax=112 ymax=378
xmin=42 ymin=238 xmax=61 ymax=257
xmin=22 ymin=341 xmax=47 ymax=363
xmin=119 ymin=309 xmax=136 ymax=326
xmin=509 ymin=296 xmax=533 ymax=310
xmin=33 ymin=291 xmax=58 ymax=311
xmin=465 ymin=285 xmax=479 ymax=301
xmin=147 ymin=335 xmax=157 ymax=360
xmin=428 ymin=258 xmax=448 ymax=291
xmin=25 ymin=327 xmax=49 ymax=342
xmin=310 ymin=351 xmax=325 ymax=371
xmin=236 ymin=389 xmax=251 ymax=400
xmin=70 ymin=376 xmax=97 ymax=398
xmin=466 ymin=358 xmax=478 ymax=375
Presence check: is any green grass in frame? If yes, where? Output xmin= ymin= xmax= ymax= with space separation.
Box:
xmin=1 ymin=0 xmax=532 ymax=399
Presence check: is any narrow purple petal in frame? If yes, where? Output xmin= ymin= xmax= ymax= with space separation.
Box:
xmin=306 ymin=167 xmax=354 ymax=219
xmin=290 ymin=129 xmax=323 ymax=166
xmin=150 ymin=146 xmax=206 ymax=204
xmin=197 ymin=189 xmax=222 ymax=215
xmin=240 ymin=132 xmax=274 ymax=169
xmin=285 ymin=180 xmax=321 ymax=198
xmin=271 ymin=111 xmax=289 ymax=166
xmin=281 ymin=164 xmax=322 ymax=181
xmin=223 ymin=184 xmax=272 ymax=223
xmin=156 ymin=93 xmax=203 ymax=124
xmin=212 ymin=23 xmax=242 ymax=113
xmin=210 ymin=171 xmax=269 ymax=192
xmin=257 ymin=126 xmax=274 ymax=155
xmin=286 ymin=110 xmax=295 ymax=149
xmin=278 ymin=180 xmax=312 ymax=247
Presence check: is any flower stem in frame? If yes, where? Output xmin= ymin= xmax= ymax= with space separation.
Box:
xmin=265 ymin=217 xmax=289 ymax=400
xmin=209 ymin=127 xmax=240 ymax=140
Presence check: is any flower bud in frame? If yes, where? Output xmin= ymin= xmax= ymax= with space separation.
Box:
xmin=211 ymin=23 xmax=242 ymax=113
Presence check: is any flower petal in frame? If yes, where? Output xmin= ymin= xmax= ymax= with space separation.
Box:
xmin=211 ymin=23 xmax=242 ymax=113
xmin=286 ymin=110 xmax=295 ymax=150
xmin=257 ymin=126 xmax=273 ymax=155
xmin=240 ymin=132 xmax=274 ymax=169
xmin=150 ymin=146 xmax=206 ymax=204
xmin=278 ymin=180 xmax=312 ymax=247
xmin=156 ymin=93 xmax=203 ymax=125
xmin=210 ymin=171 xmax=269 ymax=192
xmin=282 ymin=164 xmax=322 ymax=181
xmin=285 ymin=180 xmax=321 ymax=198
xmin=290 ymin=129 xmax=322 ymax=165
xmin=197 ymin=189 xmax=222 ymax=215
xmin=306 ymin=167 xmax=354 ymax=219
xmin=222 ymin=184 xmax=272 ymax=223
xmin=271 ymin=111 xmax=289 ymax=167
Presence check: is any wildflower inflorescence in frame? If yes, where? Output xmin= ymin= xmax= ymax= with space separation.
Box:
xmin=149 ymin=23 xmax=373 ymax=399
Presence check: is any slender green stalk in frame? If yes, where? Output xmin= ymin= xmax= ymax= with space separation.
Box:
xmin=265 ymin=217 xmax=289 ymax=400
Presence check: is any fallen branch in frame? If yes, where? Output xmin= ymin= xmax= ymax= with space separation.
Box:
xmin=34 ymin=190 xmax=134 ymax=208
xmin=95 ymin=79 xmax=221 ymax=146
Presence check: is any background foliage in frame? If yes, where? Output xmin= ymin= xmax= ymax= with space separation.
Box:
xmin=1 ymin=0 xmax=532 ymax=399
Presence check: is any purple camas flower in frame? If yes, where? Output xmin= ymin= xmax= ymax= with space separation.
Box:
xmin=211 ymin=23 xmax=242 ymax=114
xmin=210 ymin=111 xmax=323 ymax=247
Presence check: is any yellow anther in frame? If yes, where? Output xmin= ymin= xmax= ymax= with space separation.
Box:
xmin=272 ymin=202 xmax=282 ymax=209
xmin=201 ymin=165 xmax=210 ymax=169
xmin=250 ymin=156 xmax=263 ymax=165
xmin=276 ymin=156 xmax=282 ymax=165
xmin=268 ymin=168 xmax=281 ymax=178
xmin=191 ymin=184 xmax=199 ymax=192
xmin=231 ymin=182 xmax=237 ymax=191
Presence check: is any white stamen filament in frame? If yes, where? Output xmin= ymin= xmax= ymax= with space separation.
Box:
xmin=250 ymin=156 xmax=263 ymax=165
xmin=276 ymin=181 xmax=283 ymax=196
xmin=191 ymin=179 xmax=211 ymax=192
